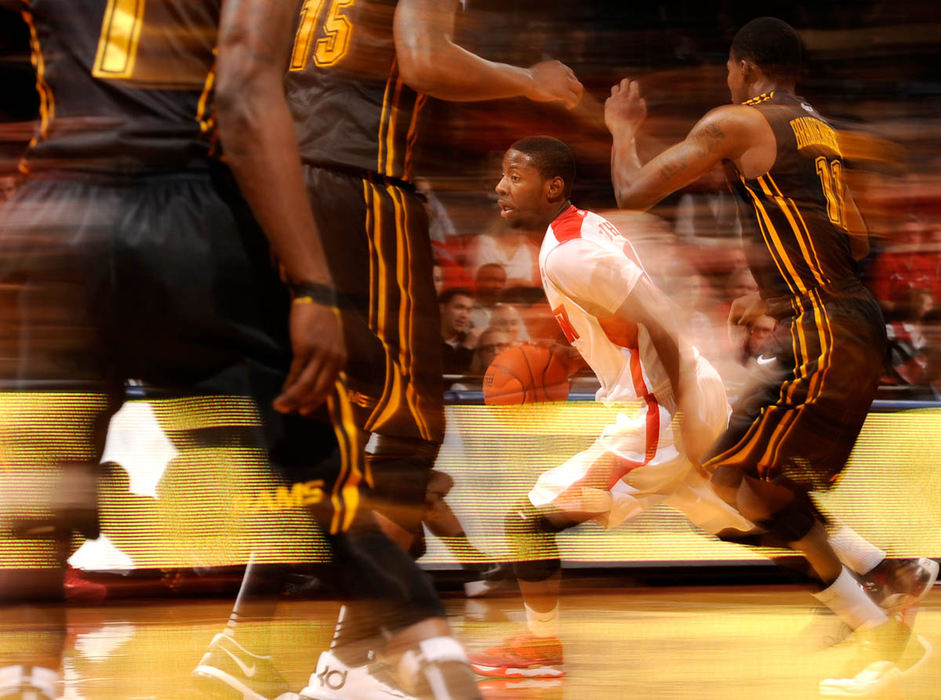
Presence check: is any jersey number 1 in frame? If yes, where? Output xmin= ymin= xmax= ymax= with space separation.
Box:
xmin=92 ymin=0 xmax=144 ymax=80
xmin=815 ymin=156 xmax=846 ymax=228
xmin=289 ymin=0 xmax=355 ymax=71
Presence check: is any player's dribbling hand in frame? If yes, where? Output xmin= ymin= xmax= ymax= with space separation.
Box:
xmin=604 ymin=79 xmax=647 ymax=137
xmin=274 ymin=302 xmax=347 ymax=415
xmin=526 ymin=60 xmax=583 ymax=109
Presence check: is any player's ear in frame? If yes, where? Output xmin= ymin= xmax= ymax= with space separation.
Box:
xmin=546 ymin=176 xmax=565 ymax=202
xmin=741 ymin=59 xmax=758 ymax=85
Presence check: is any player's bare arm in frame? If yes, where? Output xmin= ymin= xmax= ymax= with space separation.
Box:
xmin=604 ymin=79 xmax=774 ymax=210
xmin=617 ymin=278 xmax=714 ymax=463
xmin=216 ymin=0 xmax=345 ymax=414
xmin=394 ymin=0 xmax=583 ymax=107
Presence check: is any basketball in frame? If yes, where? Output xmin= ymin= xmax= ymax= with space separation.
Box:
xmin=483 ymin=344 xmax=571 ymax=405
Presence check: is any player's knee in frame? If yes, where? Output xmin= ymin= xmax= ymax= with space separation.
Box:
xmin=367 ymin=434 xmax=440 ymax=465
xmin=710 ymin=464 xmax=744 ymax=506
xmin=503 ymin=499 xmax=566 ymax=581
xmin=756 ymin=498 xmax=818 ymax=544
xmin=366 ymin=436 xmax=439 ymax=536
xmin=425 ymin=469 xmax=454 ymax=503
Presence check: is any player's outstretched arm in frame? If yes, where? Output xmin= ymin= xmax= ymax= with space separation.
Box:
xmin=216 ymin=0 xmax=345 ymax=415
xmin=394 ymin=0 xmax=582 ymax=107
xmin=604 ymin=79 xmax=761 ymax=211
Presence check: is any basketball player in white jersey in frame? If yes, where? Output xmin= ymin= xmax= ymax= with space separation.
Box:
xmin=468 ymin=136 xmax=936 ymax=681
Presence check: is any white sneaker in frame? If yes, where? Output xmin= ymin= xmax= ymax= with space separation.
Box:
xmin=299 ymin=650 xmax=415 ymax=700
xmin=819 ymin=632 xmax=932 ymax=697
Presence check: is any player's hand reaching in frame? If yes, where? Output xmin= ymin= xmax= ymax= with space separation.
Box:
xmin=727 ymin=292 xmax=768 ymax=328
xmin=274 ymin=300 xmax=346 ymax=415
xmin=526 ymin=60 xmax=584 ymax=109
xmin=604 ymin=79 xmax=647 ymax=138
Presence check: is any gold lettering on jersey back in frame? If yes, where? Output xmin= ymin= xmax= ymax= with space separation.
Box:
xmin=289 ymin=0 xmax=355 ymax=71
xmin=92 ymin=0 xmax=146 ymax=79
xmin=789 ymin=117 xmax=842 ymax=156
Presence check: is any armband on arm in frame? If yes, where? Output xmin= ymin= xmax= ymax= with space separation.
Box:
xmin=288 ymin=281 xmax=339 ymax=308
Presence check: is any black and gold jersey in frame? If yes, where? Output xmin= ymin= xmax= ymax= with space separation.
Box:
xmin=726 ymin=90 xmax=860 ymax=303
xmin=20 ymin=0 xmax=219 ymax=172
xmin=285 ymin=0 xmax=424 ymax=182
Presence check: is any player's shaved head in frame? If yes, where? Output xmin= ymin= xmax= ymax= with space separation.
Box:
xmin=731 ymin=17 xmax=802 ymax=82
xmin=508 ymin=136 xmax=575 ymax=198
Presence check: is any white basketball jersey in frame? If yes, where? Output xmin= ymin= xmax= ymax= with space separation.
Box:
xmin=540 ymin=205 xmax=678 ymax=406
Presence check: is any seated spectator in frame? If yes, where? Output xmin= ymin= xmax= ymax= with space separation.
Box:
xmin=440 ymin=287 xmax=476 ymax=374
xmin=883 ymin=287 xmax=934 ymax=387
xmin=468 ymin=329 xmax=513 ymax=377
xmin=466 ymin=217 xmax=541 ymax=288
xmin=674 ymin=168 xmax=742 ymax=240
xmin=867 ymin=215 xmax=940 ymax=320
xmin=469 ymin=262 xmax=507 ymax=333
xmin=500 ymin=285 xmax=563 ymax=345
xmin=0 ymin=174 xmax=16 ymax=203
xmin=489 ymin=302 xmax=529 ymax=345
xmin=712 ymin=266 xmax=759 ymax=332
xmin=737 ymin=314 xmax=776 ymax=366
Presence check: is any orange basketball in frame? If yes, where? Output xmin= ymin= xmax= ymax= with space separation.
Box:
xmin=483 ymin=344 xmax=571 ymax=405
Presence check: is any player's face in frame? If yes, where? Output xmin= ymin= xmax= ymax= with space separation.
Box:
xmin=496 ymin=149 xmax=551 ymax=230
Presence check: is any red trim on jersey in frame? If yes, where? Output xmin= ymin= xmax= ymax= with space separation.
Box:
xmin=552 ymin=304 xmax=579 ymax=343
xmin=606 ymin=344 xmax=661 ymax=486
xmin=598 ymin=315 xmax=638 ymax=349
xmin=549 ymin=205 xmax=585 ymax=243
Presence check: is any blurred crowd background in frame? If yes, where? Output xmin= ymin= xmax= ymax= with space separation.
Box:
xmin=2 ymin=0 xmax=940 ymax=401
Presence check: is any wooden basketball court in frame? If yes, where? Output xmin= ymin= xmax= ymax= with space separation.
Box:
xmin=15 ymin=582 xmax=937 ymax=699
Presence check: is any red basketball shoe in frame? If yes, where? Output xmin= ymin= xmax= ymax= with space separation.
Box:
xmin=469 ymin=633 xmax=564 ymax=679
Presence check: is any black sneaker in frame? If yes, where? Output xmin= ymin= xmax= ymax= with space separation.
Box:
xmin=464 ymin=563 xmax=514 ymax=598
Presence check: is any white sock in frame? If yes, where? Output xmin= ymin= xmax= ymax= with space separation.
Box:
xmin=812 ymin=567 xmax=888 ymax=630
xmin=829 ymin=525 xmax=886 ymax=575
xmin=524 ymin=601 xmax=560 ymax=638
xmin=0 ymin=666 xmax=58 ymax=697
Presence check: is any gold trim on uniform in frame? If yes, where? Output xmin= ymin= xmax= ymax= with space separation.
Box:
xmin=742 ymin=91 xmax=774 ymax=106
xmin=389 ymin=184 xmax=432 ymax=440
xmin=403 ymin=93 xmax=426 ymax=181
xmin=196 ymin=63 xmax=216 ymax=134
xmin=377 ymin=61 xmax=398 ymax=175
xmin=758 ymin=174 xmax=830 ymax=288
xmin=384 ymin=78 xmax=404 ymax=178
xmin=739 ymin=177 xmax=804 ymax=295
xmin=21 ymin=6 xmax=55 ymax=152
xmin=327 ymin=375 xmax=363 ymax=534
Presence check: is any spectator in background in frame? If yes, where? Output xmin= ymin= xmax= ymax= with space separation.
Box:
xmin=920 ymin=308 xmax=941 ymax=399
xmin=867 ymin=215 xmax=940 ymax=320
xmin=467 ymin=216 xmax=541 ymax=288
xmin=884 ymin=287 xmax=934 ymax=388
xmin=489 ymin=302 xmax=530 ymax=345
xmin=469 ymin=329 xmax=513 ymax=376
xmin=440 ymin=287 xmax=477 ymax=374
xmin=0 ymin=174 xmax=17 ymax=205
xmin=469 ymin=262 xmax=508 ymax=333
xmin=501 ymin=285 xmax=563 ymax=345
xmin=674 ymin=168 xmax=742 ymax=240
xmin=714 ymin=266 xmax=759 ymax=327
xmin=737 ymin=314 xmax=776 ymax=366
xmin=433 ymin=263 xmax=445 ymax=296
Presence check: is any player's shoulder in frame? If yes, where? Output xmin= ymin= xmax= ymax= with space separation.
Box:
xmin=548 ymin=206 xmax=622 ymax=244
